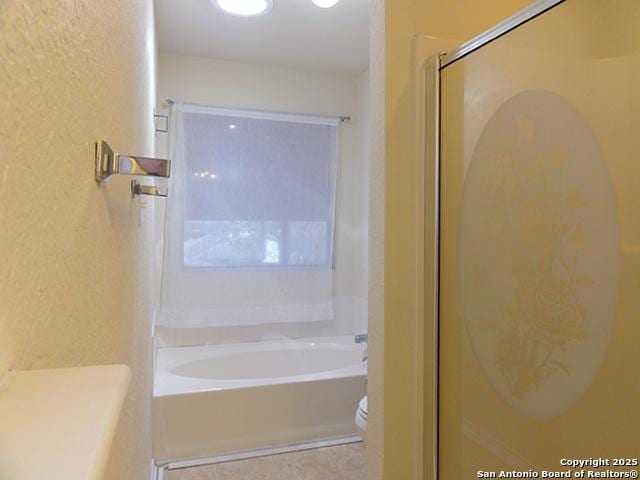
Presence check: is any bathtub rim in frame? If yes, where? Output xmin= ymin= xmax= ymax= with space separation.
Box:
xmin=154 ymin=335 xmax=367 ymax=397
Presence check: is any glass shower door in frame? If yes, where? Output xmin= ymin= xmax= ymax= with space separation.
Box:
xmin=438 ymin=1 xmax=640 ymax=478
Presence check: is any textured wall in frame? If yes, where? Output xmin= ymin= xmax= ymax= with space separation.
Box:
xmin=367 ymin=1 xmax=385 ymax=479
xmin=0 ymin=1 xmax=157 ymax=479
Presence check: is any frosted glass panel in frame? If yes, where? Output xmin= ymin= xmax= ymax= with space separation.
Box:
xmin=182 ymin=112 xmax=338 ymax=268
xmin=438 ymin=1 xmax=640 ymax=478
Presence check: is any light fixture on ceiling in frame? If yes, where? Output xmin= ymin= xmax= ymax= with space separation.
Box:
xmin=211 ymin=0 xmax=274 ymax=17
xmin=311 ymin=0 xmax=341 ymax=8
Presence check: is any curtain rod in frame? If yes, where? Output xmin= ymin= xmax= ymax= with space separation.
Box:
xmin=165 ymin=98 xmax=352 ymax=123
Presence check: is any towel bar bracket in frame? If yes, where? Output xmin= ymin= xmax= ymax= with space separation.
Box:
xmin=95 ymin=140 xmax=171 ymax=184
xmin=131 ymin=180 xmax=167 ymax=198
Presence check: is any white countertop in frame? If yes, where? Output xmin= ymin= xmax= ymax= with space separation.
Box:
xmin=0 ymin=365 xmax=131 ymax=480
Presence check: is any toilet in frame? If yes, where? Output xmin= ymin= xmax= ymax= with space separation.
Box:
xmin=355 ymin=396 xmax=367 ymax=442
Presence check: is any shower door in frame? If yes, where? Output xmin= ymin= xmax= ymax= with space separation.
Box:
xmin=436 ymin=1 xmax=640 ymax=478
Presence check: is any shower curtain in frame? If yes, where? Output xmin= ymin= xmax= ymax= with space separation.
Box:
xmin=159 ymin=102 xmax=339 ymax=334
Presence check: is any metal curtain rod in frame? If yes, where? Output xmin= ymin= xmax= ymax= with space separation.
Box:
xmin=165 ymin=98 xmax=351 ymax=123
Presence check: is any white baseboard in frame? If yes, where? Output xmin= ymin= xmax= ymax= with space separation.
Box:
xmin=151 ymin=458 xmax=163 ymax=480
xmin=160 ymin=434 xmax=363 ymax=472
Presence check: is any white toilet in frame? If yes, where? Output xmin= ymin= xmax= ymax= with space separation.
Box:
xmin=355 ymin=396 xmax=368 ymax=442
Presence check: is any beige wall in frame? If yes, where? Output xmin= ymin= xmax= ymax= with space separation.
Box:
xmin=367 ymin=0 xmax=385 ymax=478
xmin=0 ymin=1 xmax=157 ymax=479
xmin=378 ymin=1 xmax=533 ymax=479
xmin=154 ymin=53 xmax=369 ymax=345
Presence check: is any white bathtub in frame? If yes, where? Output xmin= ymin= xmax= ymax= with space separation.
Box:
xmin=153 ymin=336 xmax=367 ymax=464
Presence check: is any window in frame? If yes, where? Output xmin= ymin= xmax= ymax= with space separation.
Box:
xmin=181 ymin=108 xmax=338 ymax=268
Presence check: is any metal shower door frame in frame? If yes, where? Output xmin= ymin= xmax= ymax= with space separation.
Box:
xmin=422 ymin=1 xmax=568 ymax=478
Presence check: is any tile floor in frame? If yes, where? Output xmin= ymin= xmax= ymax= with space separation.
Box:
xmin=164 ymin=443 xmax=366 ymax=480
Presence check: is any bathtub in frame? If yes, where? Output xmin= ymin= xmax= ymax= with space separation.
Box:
xmin=152 ymin=336 xmax=367 ymax=465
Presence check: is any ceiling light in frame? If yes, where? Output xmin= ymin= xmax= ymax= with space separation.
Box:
xmin=212 ymin=0 xmax=273 ymax=17
xmin=311 ymin=0 xmax=341 ymax=8
xmin=229 ymin=124 xmax=237 ymax=129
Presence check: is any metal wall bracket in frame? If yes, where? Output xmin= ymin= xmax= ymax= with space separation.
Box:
xmin=95 ymin=140 xmax=171 ymax=183
xmin=154 ymin=114 xmax=169 ymax=133
xmin=131 ymin=180 xmax=167 ymax=199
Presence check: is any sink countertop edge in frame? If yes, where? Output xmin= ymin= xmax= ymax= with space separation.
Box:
xmin=0 ymin=364 xmax=132 ymax=480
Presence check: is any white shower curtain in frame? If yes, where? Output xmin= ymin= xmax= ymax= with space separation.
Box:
xmin=159 ymin=102 xmax=339 ymax=331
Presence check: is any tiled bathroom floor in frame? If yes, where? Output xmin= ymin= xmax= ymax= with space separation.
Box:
xmin=164 ymin=443 xmax=366 ymax=480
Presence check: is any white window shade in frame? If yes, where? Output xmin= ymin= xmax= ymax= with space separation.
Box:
xmin=160 ymin=102 xmax=340 ymax=329
xmin=182 ymin=108 xmax=338 ymax=268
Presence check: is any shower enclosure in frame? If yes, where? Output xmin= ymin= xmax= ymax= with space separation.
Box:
xmin=424 ymin=0 xmax=640 ymax=478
